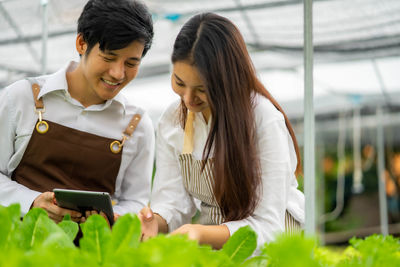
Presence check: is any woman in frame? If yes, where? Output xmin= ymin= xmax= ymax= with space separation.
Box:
xmin=140 ymin=13 xmax=304 ymax=250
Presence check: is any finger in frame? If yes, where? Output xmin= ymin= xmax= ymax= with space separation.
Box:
xmin=55 ymin=206 xmax=82 ymax=218
xmin=100 ymin=211 xmax=111 ymax=228
xmin=47 ymin=212 xmax=64 ymax=223
xmin=84 ymin=210 xmax=99 ymax=220
xmin=70 ymin=216 xmax=81 ymax=223
xmin=170 ymin=228 xmax=185 ymax=236
xmin=35 ymin=193 xmax=81 ymax=219
xmin=169 ymin=230 xmax=178 ymax=236
xmin=140 ymin=206 xmax=154 ymax=222
xmin=141 ymin=233 xmax=153 ymax=242
xmin=48 ymin=211 xmax=78 ymax=223
xmin=51 ymin=192 xmax=58 ymax=205
xmin=99 ymin=211 xmax=106 ymax=218
xmin=48 ymin=192 xmax=81 ymax=218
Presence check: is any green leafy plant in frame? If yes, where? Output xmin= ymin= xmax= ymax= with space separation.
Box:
xmin=0 ymin=204 xmax=399 ymax=267
xmin=338 ymin=234 xmax=400 ymax=267
xmin=221 ymin=225 xmax=257 ymax=263
xmin=260 ymin=234 xmax=321 ymax=267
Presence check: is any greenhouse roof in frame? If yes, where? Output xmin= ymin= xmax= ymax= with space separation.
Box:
xmin=0 ymin=0 xmax=399 ymax=119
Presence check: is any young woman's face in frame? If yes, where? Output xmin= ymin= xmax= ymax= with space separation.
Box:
xmin=171 ymin=61 xmax=209 ymax=114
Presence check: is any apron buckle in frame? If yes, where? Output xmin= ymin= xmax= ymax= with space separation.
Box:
xmin=110 ymin=135 xmax=128 ymax=154
xmin=34 ymin=107 xmax=49 ymax=134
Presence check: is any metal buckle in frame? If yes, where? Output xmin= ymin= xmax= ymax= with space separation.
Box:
xmin=110 ymin=135 xmax=128 ymax=154
xmin=34 ymin=107 xmax=48 ymax=134
xmin=35 ymin=120 xmax=49 ymax=134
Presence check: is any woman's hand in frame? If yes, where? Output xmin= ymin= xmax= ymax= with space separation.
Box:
xmin=170 ymin=224 xmax=204 ymax=242
xmin=138 ymin=206 xmax=159 ymax=240
xmin=171 ymin=224 xmax=230 ymax=249
xmin=32 ymin=192 xmax=82 ymax=223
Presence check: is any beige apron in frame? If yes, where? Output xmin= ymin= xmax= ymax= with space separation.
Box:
xmin=179 ymin=111 xmax=301 ymax=232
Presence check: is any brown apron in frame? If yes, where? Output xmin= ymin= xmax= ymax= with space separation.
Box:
xmin=11 ymin=81 xmax=141 ymax=196
xmin=180 ymin=111 xmax=301 ymax=232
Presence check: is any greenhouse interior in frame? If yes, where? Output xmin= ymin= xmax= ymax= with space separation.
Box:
xmin=0 ymin=0 xmax=400 ymax=265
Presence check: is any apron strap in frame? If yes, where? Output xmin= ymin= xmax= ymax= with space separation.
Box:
xmin=26 ymin=78 xmax=44 ymax=109
xmin=124 ymin=114 xmax=141 ymax=137
xmin=182 ymin=111 xmax=195 ymax=154
xmin=27 ymin=79 xmax=48 ymax=134
xmin=110 ymin=114 xmax=142 ymax=153
xmin=31 ymin=83 xmax=44 ymax=109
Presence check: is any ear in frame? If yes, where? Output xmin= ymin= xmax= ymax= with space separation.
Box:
xmin=75 ymin=34 xmax=88 ymax=55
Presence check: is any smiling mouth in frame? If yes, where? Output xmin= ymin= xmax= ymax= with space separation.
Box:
xmin=190 ymin=101 xmax=203 ymax=107
xmin=101 ymin=78 xmax=122 ymax=86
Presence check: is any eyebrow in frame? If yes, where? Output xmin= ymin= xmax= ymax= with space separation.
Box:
xmin=174 ymin=74 xmax=183 ymax=82
xmin=174 ymin=73 xmax=204 ymax=88
xmin=103 ymin=51 xmax=141 ymax=61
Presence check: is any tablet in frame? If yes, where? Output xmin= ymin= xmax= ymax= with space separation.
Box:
xmin=53 ymin=188 xmax=114 ymax=225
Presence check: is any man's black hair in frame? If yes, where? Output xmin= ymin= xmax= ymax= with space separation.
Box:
xmin=77 ymin=0 xmax=153 ymax=57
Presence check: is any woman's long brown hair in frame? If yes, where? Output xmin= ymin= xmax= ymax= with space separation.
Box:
xmin=172 ymin=13 xmax=301 ymax=221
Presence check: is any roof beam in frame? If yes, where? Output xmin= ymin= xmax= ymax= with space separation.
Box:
xmin=0 ymin=29 xmax=76 ymax=46
xmin=0 ymin=2 xmax=40 ymax=63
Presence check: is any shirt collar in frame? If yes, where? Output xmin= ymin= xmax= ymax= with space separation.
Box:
xmin=194 ymin=111 xmax=212 ymax=129
xmin=37 ymin=61 xmax=71 ymax=98
xmin=37 ymin=61 xmax=127 ymax=111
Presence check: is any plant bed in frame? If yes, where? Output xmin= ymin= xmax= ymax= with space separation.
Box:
xmin=0 ymin=204 xmax=399 ymax=266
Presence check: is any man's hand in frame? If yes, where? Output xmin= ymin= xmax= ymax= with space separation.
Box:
xmin=32 ymin=192 xmax=82 ymax=223
xmin=80 ymin=210 xmax=115 ymax=228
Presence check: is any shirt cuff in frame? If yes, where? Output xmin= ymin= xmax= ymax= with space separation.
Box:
xmin=222 ymin=220 xmax=249 ymax=238
xmin=20 ymin=190 xmax=41 ymax=216
xmin=151 ymin=206 xmax=176 ymax=232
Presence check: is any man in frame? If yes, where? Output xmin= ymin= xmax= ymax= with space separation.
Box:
xmin=0 ymin=0 xmax=154 ymax=223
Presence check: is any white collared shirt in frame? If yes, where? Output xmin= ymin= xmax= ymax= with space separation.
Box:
xmin=0 ymin=61 xmax=155 ymax=215
xmin=151 ymin=95 xmax=305 ymax=248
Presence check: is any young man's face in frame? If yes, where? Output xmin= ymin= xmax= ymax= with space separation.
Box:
xmin=76 ymin=35 xmax=145 ymax=106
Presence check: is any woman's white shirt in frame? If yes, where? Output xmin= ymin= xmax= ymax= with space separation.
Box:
xmin=151 ymin=95 xmax=304 ymax=248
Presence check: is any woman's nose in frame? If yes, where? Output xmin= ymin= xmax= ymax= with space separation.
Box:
xmin=183 ymin=89 xmax=196 ymax=103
